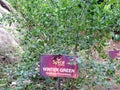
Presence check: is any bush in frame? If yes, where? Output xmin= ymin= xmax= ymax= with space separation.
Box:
xmin=1 ymin=0 xmax=120 ymax=89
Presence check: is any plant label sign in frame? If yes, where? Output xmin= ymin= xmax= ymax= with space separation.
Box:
xmin=40 ymin=55 xmax=78 ymax=78
xmin=109 ymin=50 xmax=120 ymax=59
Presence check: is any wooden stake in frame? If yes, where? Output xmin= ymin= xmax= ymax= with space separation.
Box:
xmin=57 ymin=77 xmax=61 ymax=90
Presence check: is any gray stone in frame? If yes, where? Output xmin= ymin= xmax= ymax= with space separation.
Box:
xmin=0 ymin=0 xmax=23 ymax=63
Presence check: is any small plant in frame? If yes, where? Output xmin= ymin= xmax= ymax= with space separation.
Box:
xmin=1 ymin=0 xmax=119 ymax=89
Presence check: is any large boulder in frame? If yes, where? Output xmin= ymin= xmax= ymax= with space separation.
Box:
xmin=0 ymin=0 xmax=23 ymax=63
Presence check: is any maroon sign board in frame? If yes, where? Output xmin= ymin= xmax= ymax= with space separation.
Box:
xmin=40 ymin=55 xmax=78 ymax=78
xmin=109 ymin=50 xmax=120 ymax=59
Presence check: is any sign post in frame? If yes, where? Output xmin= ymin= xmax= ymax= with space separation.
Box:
xmin=57 ymin=77 xmax=60 ymax=90
xmin=39 ymin=55 xmax=78 ymax=89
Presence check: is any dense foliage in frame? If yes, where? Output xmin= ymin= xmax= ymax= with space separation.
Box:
xmin=1 ymin=0 xmax=120 ymax=89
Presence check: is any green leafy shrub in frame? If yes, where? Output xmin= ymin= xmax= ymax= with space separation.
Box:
xmin=1 ymin=0 xmax=119 ymax=89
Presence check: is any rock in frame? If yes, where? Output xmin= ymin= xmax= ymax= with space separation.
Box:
xmin=0 ymin=28 xmax=22 ymax=63
xmin=0 ymin=0 xmax=16 ymax=13
xmin=0 ymin=0 xmax=23 ymax=63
